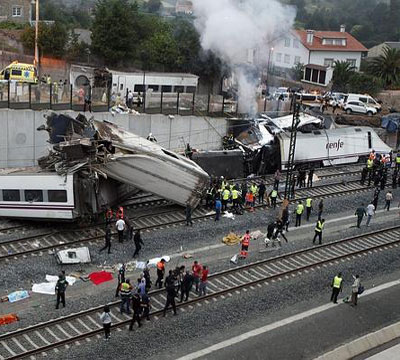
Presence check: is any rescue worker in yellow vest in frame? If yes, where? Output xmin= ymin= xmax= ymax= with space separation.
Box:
xmin=221 ymin=177 xmax=227 ymax=190
xmin=396 ymin=153 xmax=400 ymax=170
xmin=222 ymin=188 xmax=230 ymax=212
xmin=312 ymin=218 xmax=325 ymax=245
xmin=269 ymin=188 xmax=278 ymax=209
xmin=295 ymin=201 xmax=304 ymax=227
xmin=367 ymin=158 xmax=374 ymax=186
xmin=231 ymin=188 xmax=239 ymax=209
xmin=250 ymin=184 xmax=258 ymax=207
xmin=305 ymin=197 xmax=313 ymax=221
xmin=119 ymin=279 xmax=133 ymax=314
xmin=330 ymin=272 xmax=343 ymax=304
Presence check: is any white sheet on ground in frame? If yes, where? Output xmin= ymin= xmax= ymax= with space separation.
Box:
xmin=32 ymin=282 xmax=57 ymax=295
xmin=45 ymin=275 xmax=77 ymax=286
xmin=147 ymin=256 xmax=171 ymax=268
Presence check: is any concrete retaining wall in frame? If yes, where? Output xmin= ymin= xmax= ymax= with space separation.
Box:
xmin=0 ymin=109 xmax=228 ymax=168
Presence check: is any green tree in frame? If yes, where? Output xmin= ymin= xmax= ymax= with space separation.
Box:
xmin=66 ymin=32 xmax=90 ymax=62
xmin=331 ymin=60 xmax=355 ymax=92
xmin=368 ymin=46 xmax=400 ymax=88
xmin=290 ymin=63 xmax=304 ymax=81
xmin=147 ymin=0 xmax=162 ymax=13
xmin=348 ymin=73 xmax=383 ymax=97
xmin=91 ymin=0 xmax=139 ymax=66
xmin=21 ymin=22 xmax=68 ymax=58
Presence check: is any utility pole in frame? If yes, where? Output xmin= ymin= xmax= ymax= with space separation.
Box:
xmin=283 ymin=92 xmax=301 ymax=200
xmin=34 ymin=0 xmax=39 ymax=71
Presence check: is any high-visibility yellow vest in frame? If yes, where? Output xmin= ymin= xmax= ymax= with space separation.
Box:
xmin=223 ymin=189 xmax=230 ymax=201
xmin=315 ymin=220 xmax=324 ymax=232
xmin=367 ymin=159 xmax=373 ymax=169
xmin=231 ymin=189 xmax=238 ymax=200
xmin=230 ymin=184 xmax=234 ymax=191
xmin=306 ymin=198 xmax=312 ymax=207
xmin=271 ymin=189 xmax=278 ymax=198
xmin=296 ymin=204 xmax=304 ymax=214
xmin=251 ymin=185 xmax=257 ymax=195
xmin=396 ymin=156 xmax=400 ymax=164
xmin=333 ymin=276 xmax=342 ymax=288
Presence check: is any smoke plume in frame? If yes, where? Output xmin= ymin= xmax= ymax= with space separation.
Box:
xmin=192 ymin=0 xmax=296 ymax=115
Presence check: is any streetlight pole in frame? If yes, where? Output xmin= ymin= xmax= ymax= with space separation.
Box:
xmin=264 ymin=47 xmax=273 ymax=112
xmin=34 ymin=0 xmax=39 ymax=69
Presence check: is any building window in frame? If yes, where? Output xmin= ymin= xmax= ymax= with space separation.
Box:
xmin=322 ymin=38 xmax=346 ymax=46
xmin=347 ymin=59 xmax=357 ymax=67
xmin=324 ymin=58 xmax=334 ymax=67
xmin=319 ymin=70 xmax=326 ymax=85
xmin=276 ymin=53 xmax=282 ymax=62
xmin=293 ymin=39 xmax=300 ymax=48
xmin=304 ymin=68 xmax=312 ymax=81
xmin=294 ymin=56 xmax=301 ymax=64
xmin=284 ymin=54 xmax=290 ymax=64
xmin=12 ymin=6 xmax=22 ymax=17
xmin=284 ymin=38 xmax=290 ymax=47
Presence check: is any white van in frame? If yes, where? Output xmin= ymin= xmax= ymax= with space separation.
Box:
xmin=345 ymin=94 xmax=381 ymax=112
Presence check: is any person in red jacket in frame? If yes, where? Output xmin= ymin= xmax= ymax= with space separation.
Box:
xmin=240 ymin=230 xmax=251 ymax=258
xmin=192 ymin=260 xmax=203 ymax=293
xmin=199 ymin=266 xmax=209 ymax=296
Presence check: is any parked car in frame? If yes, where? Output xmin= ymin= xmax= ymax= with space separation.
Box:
xmin=346 ymin=94 xmax=382 ymax=112
xmin=344 ymin=101 xmax=377 ymax=116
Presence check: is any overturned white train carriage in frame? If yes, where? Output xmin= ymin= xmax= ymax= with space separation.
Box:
xmin=0 ymin=168 xmax=137 ymax=220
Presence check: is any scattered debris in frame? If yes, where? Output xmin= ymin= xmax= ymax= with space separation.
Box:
xmin=230 ymin=254 xmax=238 ymax=264
xmin=55 ymin=247 xmax=91 ymax=264
xmin=223 ymin=232 xmax=241 ymax=245
xmin=183 ymin=254 xmax=193 ymax=259
xmin=0 ymin=314 xmax=19 ymax=326
xmin=88 ymin=271 xmax=113 ymax=285
xmin=222 ymin=212 xmax=235 ymax=220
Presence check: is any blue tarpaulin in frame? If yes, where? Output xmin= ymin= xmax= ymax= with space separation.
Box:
xmin=381 ymin=113 xmax=400 ymax=133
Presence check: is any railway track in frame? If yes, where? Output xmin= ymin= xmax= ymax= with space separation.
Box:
xmin=0 ymin=178 xmax=382 ymax=261
xmin=1 ymin=225 xmax=399 ymax=359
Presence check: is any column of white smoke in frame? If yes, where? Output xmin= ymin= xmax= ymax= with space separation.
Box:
xmin=192 ymin=0 xmax=296 ymax=116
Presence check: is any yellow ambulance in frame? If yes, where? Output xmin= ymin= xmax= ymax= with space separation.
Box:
xmin=0 ymin=61 xmax=38 ymax=83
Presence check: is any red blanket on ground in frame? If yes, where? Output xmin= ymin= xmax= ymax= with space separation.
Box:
xmin=88 ymin=271 xmax=113 ymax=285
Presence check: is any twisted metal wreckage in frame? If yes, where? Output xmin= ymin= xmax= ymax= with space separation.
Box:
xmin=37 ymin=113 xmax=209 ymax=218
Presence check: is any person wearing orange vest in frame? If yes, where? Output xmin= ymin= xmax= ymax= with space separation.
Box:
xmin=369 ymin=150 xmax=376 ymax=160
xmin=116 ymin=206 xmax=124 ymax=220
xmin=240 ymin=230 xmax=251 ymax=258
xmin=105 ymin=208 xmax=113 ymax=226
xmin=155 ymin=258 xmax=166 ymax=289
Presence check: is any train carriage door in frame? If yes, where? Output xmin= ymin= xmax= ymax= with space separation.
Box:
xmin=118 ymin=76 xmax=126 ymax=95
xmin=368 ymin=131 xmax=372 ymax=149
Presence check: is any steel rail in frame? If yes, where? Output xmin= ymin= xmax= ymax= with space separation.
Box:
xmin=1 ymin=225 xmax=399 ymax=359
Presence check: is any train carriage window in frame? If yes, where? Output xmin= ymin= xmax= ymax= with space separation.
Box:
xmin=48 ymin=190 xmax=67 ymax=203
xmin=174 ymin=86 xmax=184 ymax=93
xmin=134 ymin=84 xmax=146 ymax=92
xmin=148 ymin=85 xmax=159 ymax=92
xmin=161 ymin=85 xmax=172 ymax=93
xmin=186 ymin=86 xmax=196 ymax=94
xmin=24 ymin=190 xmax=43 ymax=202
xmin=2 ymin=190 xmax=20 ymax=201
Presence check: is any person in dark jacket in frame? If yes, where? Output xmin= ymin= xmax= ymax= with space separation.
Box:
xmin=129 ymin=293 xmax=142 ymax=330
xmin=185 ymin=204 xmax=193 ymax=226
xmin=115 ymin=264 xmax=126 ymax=297
xmin=180 ymin=271 xmax=194 ymax=302
xmin=163 ymin=282 xmax=178 ymax=316
xmin=258 ymin=181 xmax=266 ymax=204
xmin=133 ymin=230 xmax=144 ymax=257
xmin=141 ymin=293 xmax=151 ymax=321
xmin=100 ymin=226 xmax=112 ymax=254
xmin=355 ymin=204 xmax=367 ymax=228
xmin=55 ymin=274 xmax=69 ymax=309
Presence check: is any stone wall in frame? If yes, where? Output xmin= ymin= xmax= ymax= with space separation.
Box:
xmin=0 ymin=109 xmax=228 ymax=168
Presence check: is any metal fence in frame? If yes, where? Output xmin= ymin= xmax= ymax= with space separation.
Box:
xmin=0 ymin=81 xmax=240 ymax=116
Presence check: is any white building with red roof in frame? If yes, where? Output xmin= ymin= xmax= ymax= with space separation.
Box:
xmin=270 ymin=25 xmax=368 ymax=87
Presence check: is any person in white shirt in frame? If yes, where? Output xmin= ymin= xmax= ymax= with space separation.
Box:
xmin=351 ymin=275 xmax=360 ymax=306
xmin=100 ymin=305 xmax=112 ymax=340
xmin=116 ymin=218 xmax=125 ymax=243
xmin=366 ymin=203 xmax=375 ymax=227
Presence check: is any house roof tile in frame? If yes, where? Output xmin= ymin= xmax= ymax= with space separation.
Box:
xmin=294 ymin=30 xmax=368 ymax=52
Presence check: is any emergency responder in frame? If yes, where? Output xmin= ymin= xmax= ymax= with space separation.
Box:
xmin=274 ymin=169 xmax=281 ymax=189
xmin=241 ymin=182 xmax=248 ymax=205
xmin=119 ymin=279 xmax=132 ymax=314
xmin=206 ymin=187 xmax=214 ymax=209
xmin=276 ymin=219 xmax=288 ymax=243
xmin=355 ymin=204 xmax=367 ymax=228
xmin=163 ymin=278 xmax=178 ymax=317
xmin=129 ymin=293 xmax=142 ymax=330
xmin=318 ymin=199 xmax=324 ymax=220
xmin=250 ymin=183 xmax=258 ymax=207
xmin=55 ymin=274 xmax=69 ymax=309
xmin=360 ymin=167 xmax=368 ymax=185
xmin=115 ymin=264 xmax=126 ymax=297
xmin=141 ymin=293 xmax=151 ymax=321
xmin=100 ymin=226 xmax=112 ymax=254
xmin=115 ymin=216 xmax=125 ymax=243
xmin=222 ymin=187 xmax=230 ymax=212
xmin=105 ymin=208 xmax=113 ymax=226
xmin=312 ymin=218 xmax=325 ymax=245
xmin=307 ymin=168 xmax=314 ymax=188
xmin=330 ymin=272 xmax=343 ymax=304
xmin=240 ymin=230 xmax=251 ymax=258
xmin=143 ymin=263 xmax=152 ymax=292
xmin=221 ymin=176 xmax=227 ymax=190
xmin=369 ymin=150 xmax=376 ymax=160
xmin=215 ymin=198 xmax=222 ymax=221
xmin=295 ymin=201 xmax=304 ymax=227
xmin=231 ymin=187 xmax=239 ymax=210
xmin=185 ymin=203 xmax=193 ymax=226
xmin=258 ymin=181 xmax=266 ymax=204
xmin=185 ymin=143 xmax=193 ymax=160
xmin=367 ymin=157 xmax=374 ymax=186
xmin=192 ymin=260 xmax=202 ymax=293
xmin=133 ymin=229 xmax=144 ymax=258
xmin=282 ymin=206 xmax=290 ymax=232
xmin=269 ymin=188 xmax=278 ymax=209
xmin=396 ymin=152 xmax=400 ymax=170
xmin=305 ymin=197 xmax=313 ymax=221
xmin=116 ymin=206 xmax=124 ymax=219
xmin=155 ymin=259 xmax=166 ymax=288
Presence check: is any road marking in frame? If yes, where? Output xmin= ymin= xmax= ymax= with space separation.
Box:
xmin=176 ymin=279 xmax=400 ymax=360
